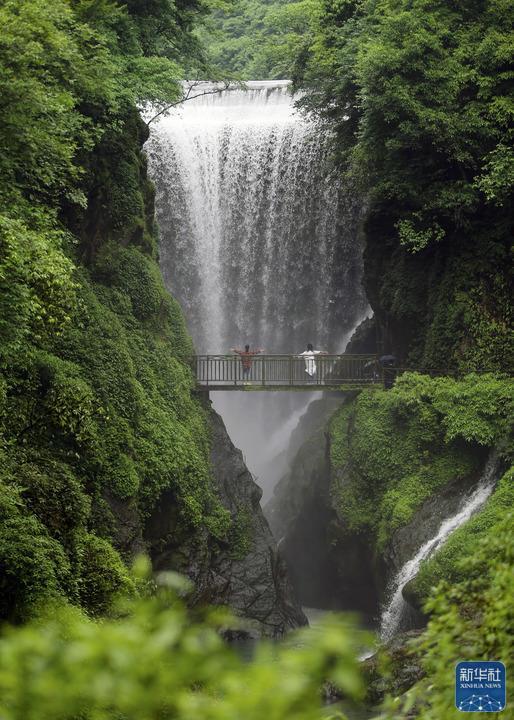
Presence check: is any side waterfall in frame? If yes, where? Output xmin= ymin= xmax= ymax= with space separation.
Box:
xmin=146 ymin=81 xmax=369 ymax=499
xmin=380 ymin=454 xmax=499 ymax=641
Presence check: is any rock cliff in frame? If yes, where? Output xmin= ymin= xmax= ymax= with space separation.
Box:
xmin=147 ymin=406 xmax=307 ymax=637
xmin=266 ymin=380 xmax=502 ymax=629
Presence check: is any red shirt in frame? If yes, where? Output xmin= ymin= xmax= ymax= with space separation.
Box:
xmin=234 ymin=350 xmax=260 ymax=368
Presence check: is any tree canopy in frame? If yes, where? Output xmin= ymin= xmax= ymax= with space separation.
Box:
xmin=199 ymin=0 xmax=317 ymax=79
xmin=293 ymin=0 xmax=514 ymax=251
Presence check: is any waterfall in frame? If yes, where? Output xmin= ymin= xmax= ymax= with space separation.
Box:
xmin=379 ymin=454 xmax=499 ymax=641
xmin=145 ymin=81 xmax=369 ymax=499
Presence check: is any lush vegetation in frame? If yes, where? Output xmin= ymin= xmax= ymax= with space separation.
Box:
xmin=329 ymin=373 xmax=513 ymax=550
xmin=0 ymin=0 xmax=230 ymax=621
xmin=199 ymin=0 xmax=315 ymax=79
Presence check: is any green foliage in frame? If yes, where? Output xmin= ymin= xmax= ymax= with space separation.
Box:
xmin=199 ymin=0 xmax=318 ymax=79
xmin=16 ymin=455 xmax=91 ymax=547
xmin=0 ymin=215 xmax=76 ymax=358
xmin=0 ymin=0 xmax=231 ymax=622
xmin=95 ymin=242 xmax=174 ymax=323
xmin=391 ymin=372 xmax=514 ymax=448
xmin=383 ymin=512 xmax=514 ymax=719
xmin=0 ymin=578 xmax=364 ymax=720
xmin=0 ymin=0 xmax=103 ymax=207
xmin=0 ymin=0 xmax=208 ymax=209
xmin=0 ymin=224 xmax=231 ymax=616
xmin=76 ymin=532 xmax=135 ymax=615
xmin=329 ymin=373 xmax=512 ymax=550
xmin=328 ymin=400 xmax=353 ymax=470
xmin=0 ymin=479 xmax=73 ymax=621
xmin=55 ymin=268 xmax=222 ymax=521
xmin=475 ymin=142 xmax=514 ymax=206
xmin=0 ymin=448 xmax=135 ymax=621
xmin=228 ymin=508 xmax=253 ymax=558
xmin=296 ymin=0 xmax=514 ymax=243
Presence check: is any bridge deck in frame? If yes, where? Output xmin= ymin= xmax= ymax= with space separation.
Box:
xmin=193 ymin=354 xmax=384 ymax=391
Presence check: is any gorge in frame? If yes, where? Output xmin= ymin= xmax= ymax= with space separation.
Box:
xmin=145 ymin=82 xmax=510 ymax=645
xmin=0 ymin=1 xmax=512 ymax=716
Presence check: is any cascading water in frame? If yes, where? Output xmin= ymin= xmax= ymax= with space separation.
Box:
xmin=379 ymin=454 xmax=499 ymax=641
xmin=146 ymin=81 xmax=369 ymax=499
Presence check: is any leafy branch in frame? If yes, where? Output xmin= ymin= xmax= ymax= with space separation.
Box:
xmin=146 ymin=79 xmax=245 ymax=124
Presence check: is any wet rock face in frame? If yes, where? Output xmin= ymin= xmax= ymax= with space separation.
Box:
xmin=345 ymin=316 xmax=377 ymax=355
xmin=103 ymin=491 xmax=146 ymax=559
xmin=280 ymin=491 xmax=339 ymax=609
xmin=280 ymin=497 xmax=379 ymax=615
xmin=266 ymin=396 xmax=347 ymax=539
xmin=146 ymin=407 xmax=307 ymax=638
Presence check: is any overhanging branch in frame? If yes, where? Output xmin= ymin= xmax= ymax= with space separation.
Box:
xmin=147 ymin=80 xmax=244 ymax=124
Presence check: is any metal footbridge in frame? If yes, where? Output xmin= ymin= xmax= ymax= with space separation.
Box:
xmin=193 ymin=354 xmax=387 ymax=391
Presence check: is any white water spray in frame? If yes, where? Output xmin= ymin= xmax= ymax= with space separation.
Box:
xmin=146 ymin=82 xmax=368 ymax=499
xmin=380 ymin=454 xmax=499 ymax=641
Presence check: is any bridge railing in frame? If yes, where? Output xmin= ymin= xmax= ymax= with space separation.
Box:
xmin=193 ymin=354 xmax=380 ymax=388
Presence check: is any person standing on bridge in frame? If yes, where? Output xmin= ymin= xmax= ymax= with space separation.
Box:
xmin=230 ymin=345 xmax=264 ymax=382
xmin=298 ymin=343 xmax=327 ymax=383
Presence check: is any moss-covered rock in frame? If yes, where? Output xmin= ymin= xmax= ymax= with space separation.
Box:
xmin=328 ymin=378 xmax=496 ymax=552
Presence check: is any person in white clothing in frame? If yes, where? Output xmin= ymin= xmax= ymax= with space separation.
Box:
xmin=299 ymin=343 xmax=327 ymax=382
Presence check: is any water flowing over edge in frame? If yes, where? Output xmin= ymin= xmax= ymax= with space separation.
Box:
xmin=146 ymin=82 xmax=369 ymax=500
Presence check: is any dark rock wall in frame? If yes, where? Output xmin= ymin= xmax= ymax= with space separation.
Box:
xmin=147 ymin=406 xmax=307 ymax=638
